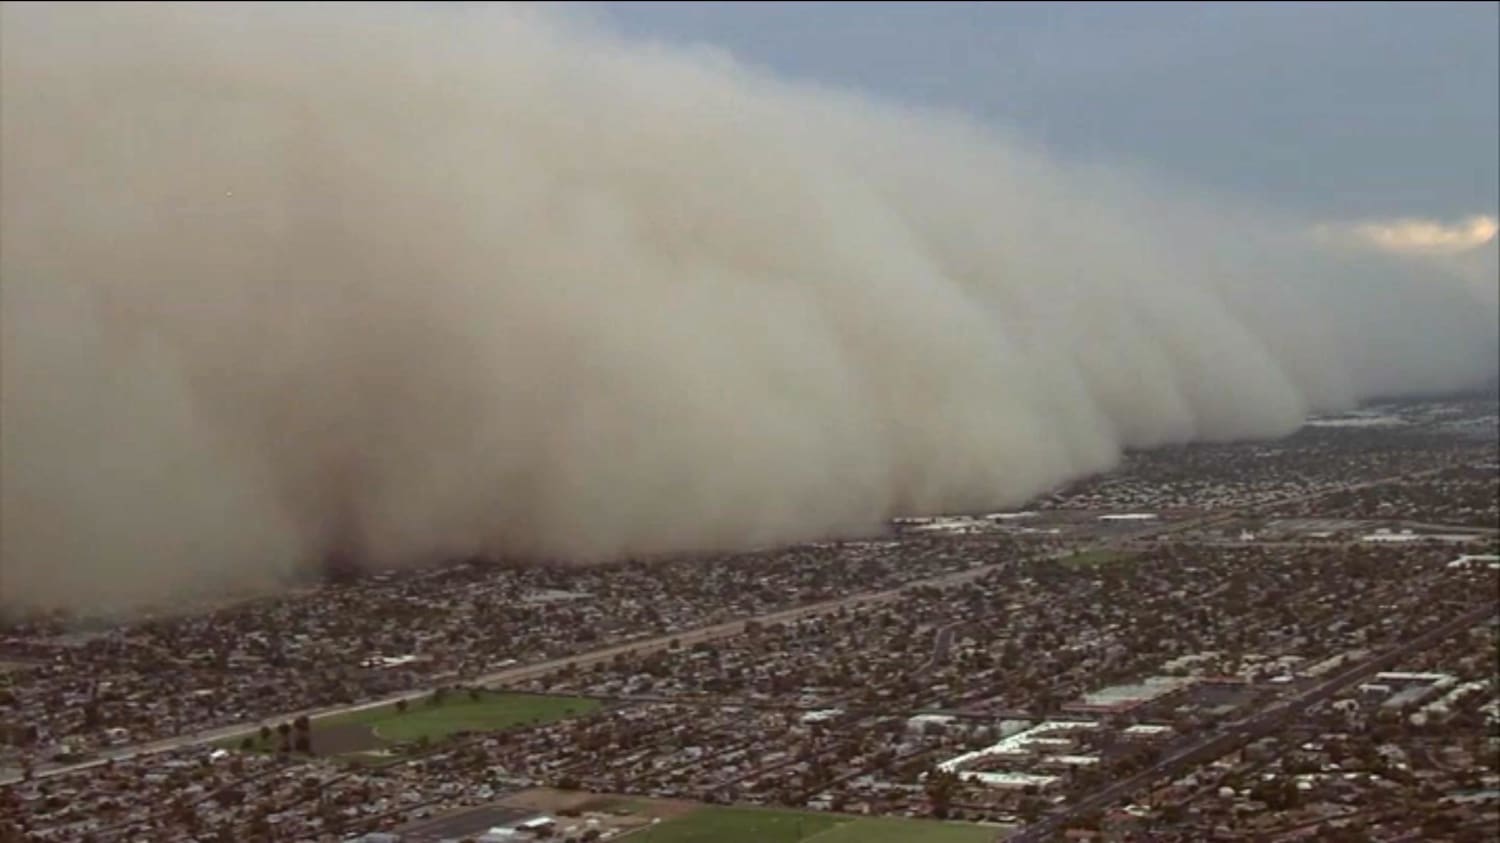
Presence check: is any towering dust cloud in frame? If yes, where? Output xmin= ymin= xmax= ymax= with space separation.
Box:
xmin=2 ymin=3 xmax=1496 ymax=611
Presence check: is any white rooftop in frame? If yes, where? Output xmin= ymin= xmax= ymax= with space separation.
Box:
xmin=1375 ymin=672 xmax=1455 ymax=684
xmin=958 ymin=770 xmax=1060 ymax=789
xmin=1044 ymin=754 xmax=1101 ymax=766
xmin=801 ymin=708 xmax=843 ymax=724
xmin=1075 ymin=676 xmax=1194 ymax=707
xmin=936 ymin=719 xmax=1099 ymax=786
xmin=907 ymin=714 xmax=957 ymax=725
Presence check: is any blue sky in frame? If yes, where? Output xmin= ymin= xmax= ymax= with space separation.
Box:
xmin=588 ymin=2 xmax=1498 ymax=224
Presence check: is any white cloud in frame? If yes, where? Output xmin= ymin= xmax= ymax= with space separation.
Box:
xmin=1319 ymin=214 xmax=1499 ymax=255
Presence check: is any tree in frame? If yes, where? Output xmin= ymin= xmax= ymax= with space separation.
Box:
xmin=396 ymin=699 xmax=409 ymax=715
xmin=924 ymin=767 xmax=958 ymax=819
xmin=1018 ymin=795 xmax=1046 ymax=824
xmin=292 ymin=715 xmax=310 ymax=733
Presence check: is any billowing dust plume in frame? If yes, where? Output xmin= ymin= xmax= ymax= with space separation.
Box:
xmin=2 ymin=3 xmax=1496 ymax=610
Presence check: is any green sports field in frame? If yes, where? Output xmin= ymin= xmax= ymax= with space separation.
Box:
xmin=322 ymin=690 xmax=598 ymax=742
xmin=1061 ymin=548 xmax=1138 ymax=568
xmin=233 ymin=691 xmax=599 ymax=758
xmin=630 ymin=805 xmax=999 ymax=843
xmin=808 ymin=816 xmax=1002 ymax=842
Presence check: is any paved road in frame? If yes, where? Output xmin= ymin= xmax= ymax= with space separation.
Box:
xmin=934 ymin=624 xmax=960 ymax=662
xmin=916 ymin=622 xmax=963 ymax=677
xmin=3 ymin=465 xmax=1455 ymax=786
xmin=1009 ymin=601 xmax=1496 ymax=842
xmin=1135 ymin=538 xmax=1486 ymax=551
xmin=1389 ymin=520 xmax=1497 ymax=536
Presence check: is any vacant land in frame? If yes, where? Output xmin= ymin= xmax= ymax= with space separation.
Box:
xmin=629 ymin=805 xmax=998 ymax=842
xmin=236 ymin=692 xmax=598 ymax=758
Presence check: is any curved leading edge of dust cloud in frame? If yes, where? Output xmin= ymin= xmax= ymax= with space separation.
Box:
xmin=2 ymin=3 xmax=1496 ymax=610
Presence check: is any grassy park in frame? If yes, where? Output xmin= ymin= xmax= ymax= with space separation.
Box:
xmin=1061 ymin=547 xmax=1138 ymax=568
xmin=629 ymin=805 xmax=1000 ymax=843
xmin=234 ymin=690 xmax=599 ymax=760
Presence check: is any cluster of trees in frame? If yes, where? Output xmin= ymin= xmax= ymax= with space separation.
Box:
xmin=239 ymin=714 xmax=313 ymax=754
